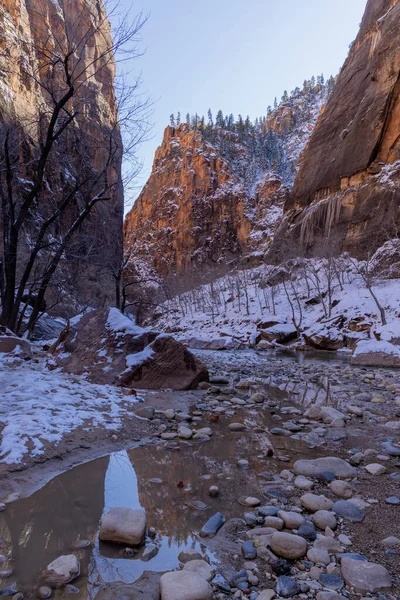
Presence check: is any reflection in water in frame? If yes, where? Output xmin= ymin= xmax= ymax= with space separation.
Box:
xmin=0 ymin=402 xmax=317 ymax=598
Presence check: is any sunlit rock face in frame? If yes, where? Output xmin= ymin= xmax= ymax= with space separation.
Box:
xmin=0 ymin=0 xmax=123 ymax=312
xmin=278 ymin=0 xmax=400 ymax=258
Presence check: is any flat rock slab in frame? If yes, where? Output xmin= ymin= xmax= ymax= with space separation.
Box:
xmin=99 ymin=508 xmax=146 ymax=546
xmin=332 ymin=500 xmax=365 ymax=522
xmin=294 ymin=457 xmax=356 ymax=479
xmin=340 ymin=557 xmax=392 ymax=592
xmin=96 ymin=571 xmax=161 ymax=600
xmin=160 ymin=571 xmax=212 ymax=600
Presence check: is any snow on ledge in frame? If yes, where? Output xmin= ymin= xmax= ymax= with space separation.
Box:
xmin=353 ymin=340 xmax=400 ymax=357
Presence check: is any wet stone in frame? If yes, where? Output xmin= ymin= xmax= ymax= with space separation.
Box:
xmin=200 ymin=512 xmax=225 ymax=538
xmin=142 ymin=543 xmax=158 ymax=561
xmin=258 ymin=506 xmax=279 ymax=517
xmin=37 ymin=586 xmax=52 ymax=599
xmin=276 ymin=576 xmax=299 ymax=598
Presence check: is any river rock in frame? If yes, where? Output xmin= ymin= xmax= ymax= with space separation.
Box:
xmin=278 ymin=511 xmax=305 ymax=529
xmin=229 ymin=423 xmax=246 ymax=431
xmin=241 ymin=541 xmax=257 ymax=560
xmin=178 ymin=426 xmax=193 ymax=440
xmin=183 ymin=559 xmax=214 ymax=582
xmin=263 ymin=516 xmax=283 ymax=530
xmin=328 ymin=480 xmax=352 ymax=499
xmin=96 ymin=571 xmax=161 ymax=600
xmin=196 ymin=428 xmax=212 ymax=436
xmin=99 ymin=508 xmax=146 ymax=546
xmin=37 ymin=586 xmax=52 ymax=599
xmin=319 ymin=574 xmax=344 ymax=591
xmin=135 ymin=406 xmax=155 ymax=420
xmin=340 ymin=557 xmax=392 ymax=592
xmin=160 ymin=571 xmax=212 ymax=600
xmin=365 ymin=463 xmax=386 ymax=475
xmin=142 ymin=544 xmax=158 ymax=561
xmin=42 ymin=555 xmax=80 ymax=588
xmin=332 ymin=500 xmax=365 ymax=522
xmin=301 ymin=493 xmax=333 ymax=512
xmin=307 ymin=548 xmax=331 ymax=565
xmin=200 ymin=512 xmax=225 ymax=537
xmin=178 ymin=548 xmax=204 ymax=563
xmin=294 ymin=458 xmax=356 ymax=479
xmin=270 ymin=532 xmax=307 ymax=559
xmin=275 ymin=576 xmax=299 ymax=598
xmin=313 ymin=510 xmax=337 ymax=530
xmin=294 ymin=476 xmax=314 ymax=490
xmin=258 ymin=591 xmax=276 ymax=600
xmin=298 ymin=522 xmax=317 ymax=541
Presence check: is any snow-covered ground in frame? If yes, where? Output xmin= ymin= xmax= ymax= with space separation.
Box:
xmin=0 ymin=350 xmax=139 ymax=465
xmin=151 ymin=245 xmax=400 ymax=353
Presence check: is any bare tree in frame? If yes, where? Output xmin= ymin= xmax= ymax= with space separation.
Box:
xmin=347 ymin=255 xmax=387 ymax=326
xmin=0 ymin=0 xmax=151 ymax=335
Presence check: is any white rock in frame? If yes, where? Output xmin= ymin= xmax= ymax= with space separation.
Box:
xmin=365 ymin=463 xmax=386 ymax=475
xmin=178 ymin=426 xmax=193 ymax=440
xmin=43 ymin=555 xmax=80 ymax=587
xmin=160 ymin=571 xmax=212 ymax=600
xmin=278 ymin=510 xmax=305 ymax=529
xmin=183 ymin=559 xmax=214 ymax=581
xmin=301 ymin=493 xmax=333 ymax=512
xmin=99 ymin=508 xmax=146 ymax=546
xmin=294 ymin=475 xmax=314 ymax=490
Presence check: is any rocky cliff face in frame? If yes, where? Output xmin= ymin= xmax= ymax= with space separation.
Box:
xmin=124 ymin=125 xmax=287 ymax=283
xmin=0 ymin=0 xmax=123 ymax=311
xmin=124 ymin=80 xmax=330 ymax=283
xmin=280 ymin=0 xmax=400 ymax=258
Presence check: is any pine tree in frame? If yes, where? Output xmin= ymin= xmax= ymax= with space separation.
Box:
xmin=274 ymin=97 xmax=278 ymax=109
xmin=176 ymin=112 xmax=181 ymax=126
xmin=216 ymin=109 xmax=224 ymax=127
xmin=207 ymin=109 xmax=213 ymax=127
xmin=282 ymin=90 xmax=289 ymax=103
xmin=170 ymin=113 xmax=175 ymax=127
xmin=186 ymin=112 xmax=190 ymax=126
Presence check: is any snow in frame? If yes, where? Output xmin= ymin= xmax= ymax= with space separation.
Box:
xmin=353 ymin=340 xmax=400 ymax=357
xmin=0 ymin=351 xmax=139 ymax=465
xmin=125 ymin=346 xmax=155 ymax=369
xmin=376 ymin=321 xmax=400 ymax=343
xmin=106 ymin=307 xmax=146 ymax=337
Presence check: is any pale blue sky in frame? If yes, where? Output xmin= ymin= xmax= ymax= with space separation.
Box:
xmin=117 ymin=0 xmax=367 ymax=203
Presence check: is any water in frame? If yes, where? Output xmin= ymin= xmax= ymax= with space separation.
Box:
xmin=0 ymin=406 xmax=316 ymax=598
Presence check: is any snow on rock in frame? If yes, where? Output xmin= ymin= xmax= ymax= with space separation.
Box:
xmin=106 ymin=307 xmax=147 ymax=337
xmin=351 ymin=340 xmax=400 ymax=367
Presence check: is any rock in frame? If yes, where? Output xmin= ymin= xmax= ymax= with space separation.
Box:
xmin=237 ymin=459 xmax=249 ymax=468
xmin=183 ymin=559 xmax=214 ymax=582
xmin=56 ymin=308 xmax=209 ymax=391
xmin=313 ymin=510 xmax=337 ymax=530
xmin=381 ymin=441 xmax=400 ymax=456
xmin=340 ymin=557 xmax=392 ymax=592
xmin=244 ymin=497 xmax=260 ymax=507
xmin=195 ymin=428 xmax=212 ymax=437
xmin=304 ymin=328 xmax=344 ymax=351
xmin=208 ymin=486 xmax=219 ymax=497
xmin=37 ymin=587 xmax=52 ymax=599
xmin=0 ymin=336 xmax=32 ymax=358
xmin=365 ymin=463 xmax=386 ymax=475
xmin=178 ymin=426 xmax=193 ymax=440
xmin=386 ymin=496 xmax=400 ymax=505
xmin=161 ymin=432 xmax=178 ymax=440
xmin=228 ymin=423 xmax=246 ymax=432
xmin=294 ymin=457 xmax=355 ymax=479
xmin=297 ymin=522 xmax=317 ymax=541
xmin=275 ymin=576 xmax=299 ymax=598
xmin=307 ymin=548 xmax=331 ymax=565
xmin=381 ymin=536 xmax=400 ymax=546
xmin=278 ymin=511 xmax=305 ymax=529
xmin=294 ymin=476 xmax=314 ymax=490
xmin=241 ymin=541 xmax=257 ymax=560
xmin=328 ymin=480 xmax=352 ymax=499
xmin=42 ymin=555 xmax=80 ymax=588
xmin=160 ymin=571 xmax=212 ymax=600
xmin=164 ymin=409 xmax=175 ymax=420
xmin=320 ymin=407 xmax=346 ymax=424
xmin=258 ymin=506 xmax=279 ymax=517
xmin=250 ymin=392 xmax=266 ymax=403
xmin=259 ymin=324 xmax=298 ymax=344
xmin=178 ymin=549 xmax=204 ymax=563
xmin=316 ymin=593 xmax=346 ymax=600
xmin=301 ymin=494 xmax=333 ymax=512
xmin=199 ymin=513 xmax=225 ymax=538
xmin=318 ymin=574 xmax=344 ymax=591
xmin=142 ymin=544 xmax=158 ymax=561
xmin=257 ymin=591 xmax=276 ymax=600
xmin=270 ymin=532 xmax=307 ymax=560
xmin=263 ymin=516 xmax=283 ymax=530
xmin=99 ymin=508 xmax=146 ymax=546
xmin=332 ymin=500 xmax=365 ymax=522
xmin=135 ymin=406 xmax=155 ymax=420
xmin=96 ymin=571 xmax=161 ymax=600
xmin=351 ymin=341 xmax=400 ymax=367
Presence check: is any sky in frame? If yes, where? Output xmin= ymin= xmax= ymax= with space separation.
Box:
xmin=115 ymin=0 xmax=367 ymax=206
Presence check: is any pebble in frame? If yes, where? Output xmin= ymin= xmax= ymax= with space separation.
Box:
xmin=301 ymin=493 xmax=333 ymax=512
xmin=307 ymin=548 xmax=331 ymax=565
xmin=244 ymin=497 xmax=260 ymax=507
xmin=200 ymin=512 xmax=225 ymax=537
xmin=294 ymin=476 xmax=314 ymax=490
xmin=270 ymin=531 xmax=307 ymax=559
xmin=208 ymin=486 xmax=219 ymax=497
xmin=183 ymin=559 xmax=214 ymax=582
xmin=241 ymin=540 xmax=257 ymax=559
xmin=37 ymin=587 xmax=52 ymax=599
xmin=229 ymin=423 xmax=246 ymax=431
xmin=313 ymin=510 xmax=337 ymax=530
xmin=297 ymin=522 xmax=317 ymax=541
xmin=365 ymin=463 xmax=386 ymax=475
xmin=275 ymin=576 xmax=299 ymax=598
xmin=340 ymin=557 xmax=392 ymax=593
xmin=319 ymin=574 xmax=344 ymax=591
xmin=328 ymin=480 xmax=352 ymax=499
xmin=142 ymin=544 xmax=158 ymax=561
xmin=278 ymin=510 xmax=305 ymax=529
xmin=385 ymin=496 xmax=400 ymax=505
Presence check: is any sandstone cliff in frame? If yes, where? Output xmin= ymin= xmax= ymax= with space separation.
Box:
xmin=280 ymin=0 xmax=400 ymax=258
xmin=0 ymin=0 xmax=123 ymax=312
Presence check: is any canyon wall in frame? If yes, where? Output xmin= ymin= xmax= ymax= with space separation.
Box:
xmin=0 ymin=0 xmax=123 ymax=311
xmin=279 ymin=0 xmax=400 ymax=258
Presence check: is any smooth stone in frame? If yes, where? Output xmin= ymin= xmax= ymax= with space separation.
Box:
xmin=316 ymin=594 xmax=346 ymax=600
xmin=340 ymin=557 xmax=392 ymax=592
xmin=301 ymin=493 xmax=333 ymax=512
xmin=229 ymin=423 xmax=246 ymax=431
xmin=386 ymin=496 xmax=400 ymax=505
xmin=270 ymin=532 xmax=307 ymax=560
xmin=319 ymin=574 xmax=344 ymax=591
xmin=365 ymin=463 xmax=386 ymax=475
xmin=178 ymin=426 xmax=192 ymax=440
xmin=381 ymin=441 xmax=400 ymax=456
xmin=208 ymin=486 xmax=219 ymax=497
xmin=160 ymin=433 xmax=178 ymax=440
xmin=164 ymin=409 xmax=175 ymax=420
xmin=244 ymin=497 xmax=260 ymax=507
xmin=332 ymin=500 xmax=365 ymax=522
xmin=183 ymin=559 xmax=214 ymax=582
xmin=263 ymin=516 xmax=283 ymax=530
xmin=99 ymin=508 xmax=146 ymax=546
xmin=257 ymin=591 xmax=276 ymax=600
xmin=278 ymin=511 xmax=305 ymax=529
xmin=275 ymin=576 xmax=299 ymax=598
xmin=258 ymin=506 xmax=279 ymax=517
xmin=0 ymin=570 xmax=12 ymax=579
xmin=178 ymin=548 xmax=204 ymax=563
xmin=307 ymin=548 xmax=331 ymax=565
xmin=381 ymin=536 xmax=400 ymax=546
xmin=241 ymin=541 xmax=257 ymax=560
xmin=37 ymin=587 xmax=52 ymax=599
xmin=142 ymin=544 xmax=158 ymax=561
xmin=199 ymin=512 xmax=225 ymax=538
xmin=195 ymin=428 xmax=212 ymax=436
xmin=337 ymin=552 xmax=367 ymax=561
xmin=298 ymin=522 xmax=317 ymax=541
xmin=135 ymin=406 xmax=155 ymax=420
xmin=313 ymin=510 xmax=337 ymax=530
xmin=328 ymin=480 xmax=352 ymax=499
xmin=160 ymin=571 xmax=212 ymax=600
xmin=294 ymin=476 xmax=314 ymax=490
xmin=294 ymin=458 xmax=356 ymax=479
xmin=42 ymin=555 xmax=80 ymax=588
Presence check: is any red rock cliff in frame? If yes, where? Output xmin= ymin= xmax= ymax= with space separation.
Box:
xmin=282 ymin=0 xmax=400 ymax=257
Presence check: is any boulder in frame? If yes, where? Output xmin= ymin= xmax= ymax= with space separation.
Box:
xmin=304 ymin=326 xmax=344 ymax=351
xmin=0 ymin=335 xmax=32 ymax=358
xmin=99 ymin=507 xmax=146 ymax=546
xmin=160 ymin=571 xmax=212 ymax=600
xmin=183 ymin=560 xmax=214 ymax=582
xmin=95 ymin=571 xmax=161 ymax=600
xmin=42 ymin=555 xmax=80 ymax=588
xmin=340 ymin=557 xmax=392 ymax=592
xmin=351 ymin=340 xmax=400 ymax=367
xmin=56 ymin=308 xmax=208 ymax=390
xmin=293 ymin=457 xmax=356 ymax=479
xmin=259 ymin=324 xmax=298 ymax=344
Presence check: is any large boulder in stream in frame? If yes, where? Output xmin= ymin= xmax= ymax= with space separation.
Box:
xmin=55 ymin=308 xmax=209 ymax=390
xmin=351 ymin=340 xmax=400 ymax=367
